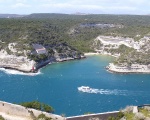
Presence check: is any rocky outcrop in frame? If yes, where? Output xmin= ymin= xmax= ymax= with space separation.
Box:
xmin=93 ymin=35 xmax=150 ymax=56
xmin=0 ymin=53 xmax=84 ymax=73
xmin=0 ymin=50 xmax=36 ymax=73
xmin=92 ymin=35 xmax=150 ymax=74
xmin=107 ymin=63 xmax=150 ymax=73
xmin=0 ymin=43 xmax=85 ymax=73
xmin=0 ymin=101 xmax=65 ymax=120
xmin=35 ymin=55 xmax=85 ymax=72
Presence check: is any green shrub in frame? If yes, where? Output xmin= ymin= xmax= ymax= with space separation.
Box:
xmin=20 ymin=101 xmax=54 ymax=113
xmin=107 ymin=112 xmax=124 ymax=120
xmin=116 ymin=112 xmax=124 ymax=119
xmin=0 ymin=115 xmax=5 ymax=120
xmin=37 ymin=114 xmax=52 ymax=120
xmin=20 ymin=101 xmax=41 ymax=110
xmin=107 ymin=116 xmax=115 ymax=120
xmin=84 ymin=112 xmax=93 ymax=115
xmin=42 ymin=104 xmax=54 ymax=113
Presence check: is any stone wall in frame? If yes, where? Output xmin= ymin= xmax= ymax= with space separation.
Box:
xmin=0 ymin=101 xmax=64 ymax=120
xmin=67 ymin=111 xmax=119 ymax=120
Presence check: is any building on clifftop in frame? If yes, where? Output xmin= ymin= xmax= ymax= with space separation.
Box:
xmin=32 ymin=44 xmax=47 ymax=55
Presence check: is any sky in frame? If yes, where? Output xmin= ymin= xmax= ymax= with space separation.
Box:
xmin=0 ymin=0 xmax=150 ymax=15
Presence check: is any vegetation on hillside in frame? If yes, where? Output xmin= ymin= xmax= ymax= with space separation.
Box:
xmin=108 ymin=106 xmax=150 ymax=120
xmin=108 ymin=112 xmax=124 ymax=120
xmin=20 ymin=101 xmax=54 ymax=113
xmin=0 ymin=14 xmax=150 ymax=52
xmin=113 ymin=40 xmax=150 ymax=65
xmin=36 ymin=114 xmax=52 ymax=120
xmin=115 ymin=51 xmax=150 ymax=65
xmin=0 ymin=14 xmax=150 ymax=64
xmin=0 ymin=115 xmax=4 ymax=120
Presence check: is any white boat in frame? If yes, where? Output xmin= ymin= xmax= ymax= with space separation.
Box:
xmin=78 ymin=86 xmax=92 ymax=93
xmin=78 ymin=86 xmax=100 ymax=93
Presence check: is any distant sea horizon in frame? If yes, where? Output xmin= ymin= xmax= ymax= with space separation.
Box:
xmin=0 ymin=55 xmax=150 ymax=116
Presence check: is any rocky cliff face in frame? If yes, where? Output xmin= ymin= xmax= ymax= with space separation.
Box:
xmin=93 ymin=35 xmax=150 ymax=73
xmin=34 ymin=44 xmax=85 ymax=71
xmin=0 ymin=49 xmax=36 ymax=72
xmin=107 ymin=63 xmax=150 ymax=73
xmin=93 ymin=36 xmax=150 ymax=62
xmin=93 ymin=36 xmax=147 ymax=55
xmin=0 ymin=42 xmax=84 ymax=73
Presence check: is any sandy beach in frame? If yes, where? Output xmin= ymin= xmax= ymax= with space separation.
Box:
xmin=84 ymin=52 xmax=99 ymax=56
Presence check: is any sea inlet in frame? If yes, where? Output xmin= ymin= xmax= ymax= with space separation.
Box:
xmin=0 ymin=55 xmax=150 ymax=116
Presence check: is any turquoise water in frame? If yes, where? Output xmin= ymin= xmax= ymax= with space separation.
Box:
xmin=0 ymin=55 xmax=150 ymax=116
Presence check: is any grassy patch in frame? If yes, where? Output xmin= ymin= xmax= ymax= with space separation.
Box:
xmin=139 ymin=108 xmax=150 ymax=118
xmin=0 ymin=115 xmax=5 ymax=120
xmin=124 ymin=112 xmax=135 ymax=120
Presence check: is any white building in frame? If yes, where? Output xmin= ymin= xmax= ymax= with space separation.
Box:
xmin=32 ymin=44 xmax=47 ymax=54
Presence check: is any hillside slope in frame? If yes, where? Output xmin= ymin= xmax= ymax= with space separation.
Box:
xmin=0 ymin=14 xmax=150 ymax=73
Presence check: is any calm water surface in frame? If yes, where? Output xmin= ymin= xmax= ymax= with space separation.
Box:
xmin=0 ymin=55 xmax=150 ymax=116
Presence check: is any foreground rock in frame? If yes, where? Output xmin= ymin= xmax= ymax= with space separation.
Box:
xmin=0 ymin=101 xmax=65 ymax=120
xmin=120 ymin=105 xmax=150 ymax=120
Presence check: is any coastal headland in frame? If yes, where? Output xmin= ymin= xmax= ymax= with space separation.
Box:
xmin=93 ymin=35 xmax=150 ymax=74
xmin=0 ymin=43 xmax=85 ymax=73
xmin=107 ymin=63 xmax=150 ymax=74
xmin=0 ymin=14 xmax=150 ymax=74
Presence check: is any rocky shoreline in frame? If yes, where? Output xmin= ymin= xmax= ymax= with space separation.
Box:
xmin=106 ymin=63 xmax=150 ymax=74
xmin=0 ymin=66 xmax=35 ymax=73
xmin=0 ymin=56 xmax=85 ymax=74
xmin=1 ymin=51 xmax=150 ymax=74
xmin=0 ymin=42 xmax=86 ymax=74
xmin=35 ymin=56 xmax=85 ymax=73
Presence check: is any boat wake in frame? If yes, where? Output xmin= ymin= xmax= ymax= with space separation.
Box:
xmin=78 ymin=86 xmax=127 ymax=95
xmin=0 ymin=68 xmax=41 ymax=76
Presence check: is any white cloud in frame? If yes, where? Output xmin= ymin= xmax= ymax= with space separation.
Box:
xmin=67 ymin=0 xmax=150 ymax=7
xmin=16 ymin=0 xmax=27 ymax=3
xmin=0 ymin=0 xmax=150 ymax=14
xmin=40 ymin=3 xmax=137 ymax=13
xmin=12 ymin=3 xmax=30 ymax=8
